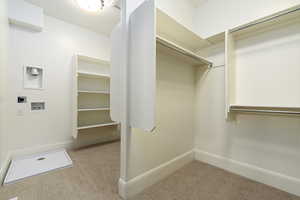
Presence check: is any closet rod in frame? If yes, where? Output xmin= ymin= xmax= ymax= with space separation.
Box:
xmin=156 ymin=36 xmax=213 ymax=67
xmin=231 ymin=7 xmax=300 ymax=33
xmin=231 ymin=108 xmax=300 ymax=115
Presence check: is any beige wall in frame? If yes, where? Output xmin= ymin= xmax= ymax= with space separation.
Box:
xmin=128 ymin=48 xmax=196 ymax=179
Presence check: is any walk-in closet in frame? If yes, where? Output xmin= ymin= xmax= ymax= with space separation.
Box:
xmin=1 ymin=0 xmax=300 ymax=200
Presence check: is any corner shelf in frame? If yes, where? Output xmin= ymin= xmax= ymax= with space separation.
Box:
xmin=156 ymin=8 xmax=211 ymax=52
xmin=78 ymin=90 xmax=110 ymax=94
xmin=77 ymin=71 xmax=110 ymax=79
xmin=78 ymin=107 xmax=110 ymax=112
xmin=78 ymin=122 xmax=119 ymax=130
xmin=156 ymin=36 xmax=212 ymax=67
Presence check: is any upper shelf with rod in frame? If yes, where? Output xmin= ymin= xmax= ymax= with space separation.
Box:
xmin=230 ymin=5 xmax=300 ymax=39
xmin=156 ymin=36 xmax=212 ymax=67
xmin=156 ymin=9 xmax=212 ymax=52
xmin=202 ymin=5 xmax=300 ymax=47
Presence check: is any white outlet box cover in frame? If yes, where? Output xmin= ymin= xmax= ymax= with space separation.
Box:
xmin=4 ymin=149 xmax=72 ymax=184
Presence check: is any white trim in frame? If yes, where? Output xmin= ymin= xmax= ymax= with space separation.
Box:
xmin=118 ymin=150 xmax=194 ymax=199
xmin=194 ymin=149 xmax=300 ymax=197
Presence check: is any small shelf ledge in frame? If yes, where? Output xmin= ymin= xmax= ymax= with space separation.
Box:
xmin=78 ymin=90 xmax=110 ymax=94
xmin=78 ymin=122 xmax=119 ymax=130
xmin=78 ymin=108 xmax=110 ymax=112
xmin=77 ymin=54 xmax=110 ymax=65
xmin=77 ymin=71 xmax=110 ymax=79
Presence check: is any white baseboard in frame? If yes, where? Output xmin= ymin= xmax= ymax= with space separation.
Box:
xmin=119 ymin=150 xmax=194 ymax=199
xmin=194 ymin=149 xmax=300 ymax=197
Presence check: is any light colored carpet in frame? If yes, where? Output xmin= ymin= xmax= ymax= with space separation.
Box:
xmin=0 ymin=142 xmax=121 ymax=200
xmin=1 ymin=142 xmax=299 ymax=200
xmin=131 ymin=161 xmax=300 ymax=200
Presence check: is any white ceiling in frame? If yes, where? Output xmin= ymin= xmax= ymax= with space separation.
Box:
xmin=24 ymin=0 xmax=120 ymax=36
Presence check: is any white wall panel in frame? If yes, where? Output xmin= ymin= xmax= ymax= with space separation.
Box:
xmin=128 ymin=0 xmax=156 ymax=131
xmin=110 ymin=23 xmax=122 ymax=122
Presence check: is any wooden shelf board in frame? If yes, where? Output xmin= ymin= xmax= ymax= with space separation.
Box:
xmin=77 ymin=71 xmax=110 ymax=79
xmin=78 ymin=90 xmax=110 ymax=94
xmin=77 ymin=54 xmax=110 ymax=65
xmin=78 ymin=108 xmax=110 ymax=112
xmin=78 ymin=122 xmax=119 ymax=130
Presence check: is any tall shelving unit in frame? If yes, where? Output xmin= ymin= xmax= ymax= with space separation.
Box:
xmin=72 ymin=54 xmax=118 ymax=139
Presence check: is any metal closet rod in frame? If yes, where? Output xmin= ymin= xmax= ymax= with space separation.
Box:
xmin=231 ymin=108 xmax=300 ymax=115
xmin=156 ymin=36 xmax=213 ymax=67
xmin=231 ymin=7 xmax=300 ymax=33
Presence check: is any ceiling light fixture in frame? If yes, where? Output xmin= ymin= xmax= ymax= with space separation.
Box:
xmin=76 ymin=0 xmax=114 ymax=12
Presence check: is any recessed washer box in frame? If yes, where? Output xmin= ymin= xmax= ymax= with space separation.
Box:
xmin=23 ymin=66 xmax=44 ymax=90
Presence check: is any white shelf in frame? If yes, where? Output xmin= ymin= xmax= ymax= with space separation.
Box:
xmin=156 ymin=8 xmax=211 ymax=51
xmin=78 ymin=90 xmax=110 ymax=94
xmin=229 ymin=105 xmax=300 ymax=115
xmin=156 ymin=36 xmax=212 ymax=67
xmin=230 ymin=6 xmax=300 ymax=39
xmin=77 ymin=122 xmax=119 ymax=130
xmin=78 ymin=108 xmax=110 ymax=112
xmin=77 ymin=71 xmax=110 ymax=79
xmin=77 ymin=54 xmax=110 ymax=65
xmin=230 ymin=105 xmax=300 ymax=110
